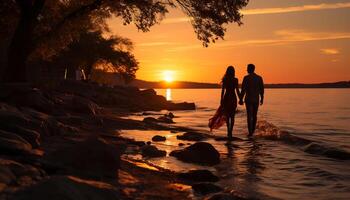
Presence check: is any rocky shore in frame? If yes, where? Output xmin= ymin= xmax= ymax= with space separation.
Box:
xmin=0 ymin=81 xmax=251 ymax=200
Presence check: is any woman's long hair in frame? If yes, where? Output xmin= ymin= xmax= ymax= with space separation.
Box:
xmin=222 ymin=66 xmax=235 ymax=85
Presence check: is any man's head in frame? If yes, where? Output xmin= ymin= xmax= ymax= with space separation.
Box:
xmin=247 ymin=64 xmax=255 ymax=74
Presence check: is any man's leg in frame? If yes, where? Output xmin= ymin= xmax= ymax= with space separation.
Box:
xmin=246 ymin=104 xmax=253 ymax=135
xmin=252 ymin=103 xmax=259 ymax=134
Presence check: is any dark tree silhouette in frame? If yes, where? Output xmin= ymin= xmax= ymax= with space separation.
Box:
xmin=46 ymin=31 xmax=138 ymax=83
xmin=0 ymin=0 xmax=249 ymax=82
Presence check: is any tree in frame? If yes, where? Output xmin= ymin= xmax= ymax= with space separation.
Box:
xmin=45 ymin=31 xmax=138 ymax=83
xmin=0 ymin=0 xmax=249 ymax=82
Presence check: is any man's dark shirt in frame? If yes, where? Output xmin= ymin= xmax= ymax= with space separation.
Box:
xmin=241 ymin=73 xmax=264 ymax=104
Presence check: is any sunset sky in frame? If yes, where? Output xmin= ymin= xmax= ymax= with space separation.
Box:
xmin=108 ymin=0 xmax=350 ymax=84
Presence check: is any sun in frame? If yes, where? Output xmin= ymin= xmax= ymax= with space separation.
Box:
xmin=162 ymin=70 xmax=175 ymax=83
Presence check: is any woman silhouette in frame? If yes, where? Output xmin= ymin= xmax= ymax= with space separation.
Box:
xmin=220 ymin=66 xmax=240 ymax=139
xmin=209 ymin=66 xmax=240 ymax=139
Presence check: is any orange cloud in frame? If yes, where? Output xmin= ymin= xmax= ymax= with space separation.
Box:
xmin=243 ymin=2 xmax=350 ymax=15
xmin=163 ymin=2 xmax=350 ymax=24
xmin=165 ymin=30 xmax=350 ymax=51
xmin=320 ymin=48 xmax=340 ymax=55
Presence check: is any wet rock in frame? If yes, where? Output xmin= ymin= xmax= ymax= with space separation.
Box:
xmin=0 ymin=130 xmax=32 ymax=154
xmin=178 ymin=170 xmax=219 ymax=182
xmin=152 ymin=135 xmax=166 ymax=142
xmin=192 ymin=183 xmax=223 ymax=195
xmin=178 ymin=143 xmax=185 ymax=146
xmin=168 ymin=102 xmax=196 ymax=110
xmin=157 ymin=116 xmax=174 ymax=123
xmin=167 ymin=112 xmax=175 ymax=119
xmin=170 ymin=142 xmax=220 ymax=166
xmin=177 ymin=132 xmax=206 ymax=141
xmin=11 ymin=176 xmax=120 ymax=200
xmin=141 ymin=145 xmax=166 ymax=158
xmin=143 ymin=117 xmax=158 ymax=123
xmin=44 ymin=137 xmax=123 ymax=179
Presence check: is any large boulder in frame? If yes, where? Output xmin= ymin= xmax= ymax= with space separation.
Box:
xmin=43 ymin=137 xmax=124 ymax=179
xmin=0 ymin=84 xmax=54 ymax=113
xmin=177 ymin=132 xmax=206 ymax=141
xmin=60 ymin=94 xmax=100 ymax=115
xmin=178 ymin=170 xmax=219 ymax=182
xmin=140 ymin=145 xmax=166 ymax=158
xmin=10 ymin=176 xmax=120 ymax=200
xmin=0 ymin=130 xmax=32 ymax=155
xmin=170 ymin=142 xmax=220 ymax=166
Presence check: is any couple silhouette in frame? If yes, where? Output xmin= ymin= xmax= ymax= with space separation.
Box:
xmin=209 ymin=64 xmax=264 ymax=139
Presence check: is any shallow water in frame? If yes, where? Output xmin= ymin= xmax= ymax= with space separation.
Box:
xmin=122 ymin=88 xmax=350 ymax=200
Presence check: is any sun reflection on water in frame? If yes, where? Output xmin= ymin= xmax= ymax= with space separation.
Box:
xmin=166 ymin=88 xmax=172 ymax=101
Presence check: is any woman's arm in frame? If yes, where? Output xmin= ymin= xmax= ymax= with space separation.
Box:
xmin=235 ymin=78 xmax=241 ymax=97
xmin=220 ymin=84 xmax=225 ymax=105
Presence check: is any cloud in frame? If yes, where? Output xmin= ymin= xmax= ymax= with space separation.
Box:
xmin=242 ymin=2 xmax=350 ymax=15
xmin=166 ymin=30 xmax=350 ymax=51
xmin=320 ymin=48 xmax=340 ymax=55
xmin=137 ymin=42 xmax=175 ymax=47
xmin=163 ymin=2 xmax=350 ymax=24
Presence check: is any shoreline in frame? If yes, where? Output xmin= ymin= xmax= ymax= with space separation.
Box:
xmin=0 ymin=81 xmax=251 ymax=200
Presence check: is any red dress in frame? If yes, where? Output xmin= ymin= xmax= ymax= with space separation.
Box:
xmin=209 ymin=78 xmax=238 ymax=131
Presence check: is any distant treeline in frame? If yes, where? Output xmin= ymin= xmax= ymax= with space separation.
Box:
xmin=131 ymin=80 xmax=350 ymax=89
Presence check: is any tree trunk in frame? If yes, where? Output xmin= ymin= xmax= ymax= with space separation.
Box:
xmin=2 ymin=0 xmax=44 ymax=82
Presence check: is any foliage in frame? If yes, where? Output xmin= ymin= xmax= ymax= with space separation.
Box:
xmin=0 ymin=0 xmax=249 ymax=82
xmin=44 ymin=31 xmax=138 ymax=83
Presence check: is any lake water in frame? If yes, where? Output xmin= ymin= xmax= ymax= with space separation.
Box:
xmin=122 ymin=88 xmax=350 ymax=200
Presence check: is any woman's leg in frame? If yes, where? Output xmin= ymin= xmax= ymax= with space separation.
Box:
xmin=230 ymin=114 xmax=235 ymax=138
xmin=227 ymin=117 xmax=232 ymax=139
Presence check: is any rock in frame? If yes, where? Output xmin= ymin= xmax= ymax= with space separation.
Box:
xmin=177 ymin=132 xmax=206 ymax=141
xmin=178 ymin=170 xmax=219 ymax=182
xmin=168 ymin=102 xmax=196 ymax=110
xmin=0 ymin=85 xmax=54 ymax=114
xmin=0 ymin=130 xmax=32 ymax=154
xmin=152 ymin=135 xmax=166 ymax=142
xmin=0 ymin=159 xmax=43 ymax=181
xmin=157 ymin=116 xmax=174 ymax=123
xmin=1 ymin=125 xmax=40 ymax=148
xmin=167 ymin=112 xmax=175 ymax=118
xmin=192 ymin=183 xmax=223 ymax=195
xmin=141 ymin=145 xmax=166 ymax=158
xmin=143 ymin=117 xmax=158 ymax=123
xmin=43 ymin=137 xmax=123 ymax=178
xmin=61 ymin=95 xmax=100 ymax=115
xmin=11 ymin=176 xmax=120 ymax=200
xmin=170 ymin=142 xmax=220 ymax=166
xmin=140 ymin=89 xmax=157 ymax=96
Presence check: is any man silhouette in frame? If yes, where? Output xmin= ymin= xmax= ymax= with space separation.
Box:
xmin=239 ymin=64 xmax=264 ymax=137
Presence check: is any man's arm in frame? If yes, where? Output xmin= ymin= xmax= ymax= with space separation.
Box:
xmin=240 ymin=77 xmax=247 ymax=101
xmin=259 ymin=77 xmax=264 ymax=105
